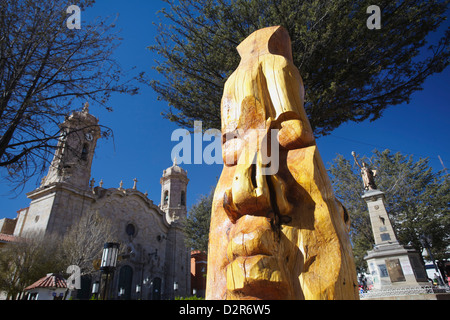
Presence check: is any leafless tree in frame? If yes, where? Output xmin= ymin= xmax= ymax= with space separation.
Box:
xmin=0 ymin=210 xmax=119 ymax=299
xmin=0 ymin=232 xmax=64 ymax=300
xmin=61 ymin=209 xmax=120 ymax=276
xmin=0 ymin=0 xmax=140 ymax=190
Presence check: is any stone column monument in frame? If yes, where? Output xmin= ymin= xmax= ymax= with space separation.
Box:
xmin=352 ymin=152 xmax=430 ymax=298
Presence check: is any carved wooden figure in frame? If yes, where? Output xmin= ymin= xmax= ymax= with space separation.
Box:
xmin=206 ymin=26 xmax=359 ymax=300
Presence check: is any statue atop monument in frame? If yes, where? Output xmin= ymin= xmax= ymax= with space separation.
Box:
xmin=206 ymin=26 xmax=358 ymax=300
xmin=352 ymin=151 xmax=377 ymax=191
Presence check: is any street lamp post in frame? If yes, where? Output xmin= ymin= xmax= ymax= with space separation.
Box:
xmin=136 ymin=284 xmax=141 ymax=300
xmin=173 ymin=281 xmax=178 ymax=300
xmin=92 ymin=281 xmax=100 ymax=299
xmin=118 ymin=287 xmax=125 ymax=300
xmin=100 ymin=242 xmax=120 ymax=300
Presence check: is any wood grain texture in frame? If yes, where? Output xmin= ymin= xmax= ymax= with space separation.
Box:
xmin=206 ymin=26 xmax=358 ymax=300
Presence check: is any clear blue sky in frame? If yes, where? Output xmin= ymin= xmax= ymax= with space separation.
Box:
xmin=0 ymin=1 xmax=449 ymax=220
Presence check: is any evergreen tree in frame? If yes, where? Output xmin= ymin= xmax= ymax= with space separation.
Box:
xmin=149 ymin=0 xmax=449 ymax=136
xmin=183 ymin=188 xmax=214 ymax=253
xmin=329 ymin=150 xmax=450 ymax=272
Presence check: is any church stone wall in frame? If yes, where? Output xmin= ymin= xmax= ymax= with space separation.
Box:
xmin=5 ymin=107 xmax=192 ymax=299
xmin=17 ymin=184 xmax=94 ymax=237
xmin=15 ymin=190 xmax=57 ymax=237
xmin=90 ymin=189 xmax=178 ymax=299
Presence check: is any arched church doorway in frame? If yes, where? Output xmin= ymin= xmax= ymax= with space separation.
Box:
xmin=152 ymin=277 xmax=161 ymax=300
xmin=118 ymin=265 xmax=133 ymax=300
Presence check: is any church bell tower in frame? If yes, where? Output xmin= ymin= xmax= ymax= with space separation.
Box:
xmin=16 ymin=103 xmax=101 ymax=237
xmin=160 ymin=159 xmax=190 ymax=298
xmin=160 ymin=158 xmax=189 ymax=223
xmin=42 ymin=102 xmax=101 ymax=190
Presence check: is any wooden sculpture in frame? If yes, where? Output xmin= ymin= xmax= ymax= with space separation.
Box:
xmin=205 ymin=26 xmax=359 ymax=300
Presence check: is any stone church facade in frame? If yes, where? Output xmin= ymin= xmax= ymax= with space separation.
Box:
xmin=6 ymin=105 xmax=191 ymax=299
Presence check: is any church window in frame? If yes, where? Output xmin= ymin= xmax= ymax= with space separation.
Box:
xmin=180 ymin=191 xmax=186 ymax=206
xmin=164 ymin=191 xmax=169 ymax=205
xmin=81 ymin=143 xmax=89 ymax=161
xmin=126 ymin=223 xmax=136 ymax=237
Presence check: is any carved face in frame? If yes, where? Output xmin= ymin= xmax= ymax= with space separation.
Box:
xmin=206 ymin=26 xmax=358 ymax=300
xmin=208 ymin=112 xmax=315 ymax=299
xmin=219 ymin=94 xmax=300 ymax=299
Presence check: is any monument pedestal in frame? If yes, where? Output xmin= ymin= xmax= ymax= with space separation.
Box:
xmin=365 ymin=243 xmax=428 ymax=289
xmin=362 ymin=190 xmax=430 ymax=298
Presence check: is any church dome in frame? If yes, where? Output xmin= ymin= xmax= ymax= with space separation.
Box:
xmin=163 ymin=158 xmax=187 ymax=177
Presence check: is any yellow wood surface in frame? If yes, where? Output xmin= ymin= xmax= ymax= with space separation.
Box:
xmin=206 ymin=26 xmax=359 ymax=300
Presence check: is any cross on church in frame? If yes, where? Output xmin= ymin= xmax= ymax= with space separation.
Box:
xmin=133 ymin=178 xmax=138 ymax=190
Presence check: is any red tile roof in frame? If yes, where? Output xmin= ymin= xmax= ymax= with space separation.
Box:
xmin=0 ymin=233 xmax=19 ymax=243
xmin=25 ymin=273 xmax=67 ymax=291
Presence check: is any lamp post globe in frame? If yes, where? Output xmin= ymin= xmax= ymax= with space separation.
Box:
xmin=100 ymin=242 xmax=120 ymax=300
xmin=100 ymin=242 xmax=120 ymax=273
